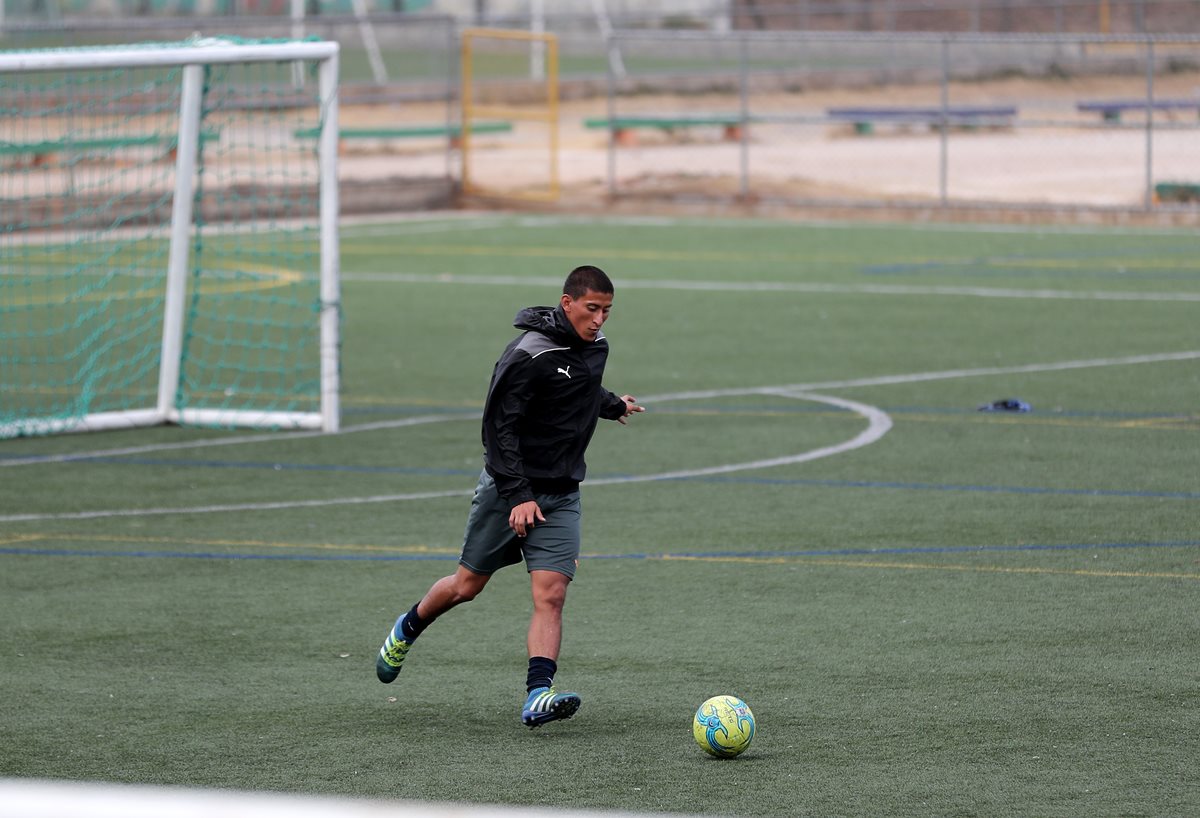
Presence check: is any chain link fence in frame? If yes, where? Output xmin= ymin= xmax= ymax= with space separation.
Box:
xmin=4 ymin=1 xmax=1200 ymax=34
xmin=582 ymin=30 xmax=1200 ymax=217
xmin=3 ymin=12 xmax=1197 ymax=218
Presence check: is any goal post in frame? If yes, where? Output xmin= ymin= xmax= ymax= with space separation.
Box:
xmin=0 ymin=37 xmax=341 ymax=438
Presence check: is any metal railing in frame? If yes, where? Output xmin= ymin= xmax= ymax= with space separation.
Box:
xmin=4 ymin=15 xmax=1198 ymax=215
xmin=593 ymin=29 xmax=1200 ymax=214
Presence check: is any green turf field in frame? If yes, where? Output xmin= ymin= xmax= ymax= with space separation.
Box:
xmin=2 ymin=213 xmax=1198 ymax=817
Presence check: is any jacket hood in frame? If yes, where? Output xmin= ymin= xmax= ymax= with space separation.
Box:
xmin=513 ymin=304 xmax=589 ymax=346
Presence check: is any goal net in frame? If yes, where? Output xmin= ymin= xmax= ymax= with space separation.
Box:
xmin=0 ymin=37 xmax=341 ymax=438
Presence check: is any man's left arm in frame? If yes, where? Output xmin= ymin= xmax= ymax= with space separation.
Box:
xmin=599 ymin=389 xmax=645 ymax=425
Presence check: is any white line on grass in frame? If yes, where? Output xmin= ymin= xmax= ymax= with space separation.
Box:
xmin=589 ymin=392 xmax=891 ymax=485
xmin=342 ymin=271 xmax=1200 ymax=303
xmin=5 ymin=350 xmax=1196 ymax=471
xmin=5 ymin=349 xmax=1194 ymax=521
xmin=424 ymin=212 xmax=1200 ymax=239
xmin=642 ymin=350 xmax=1200 ymax=403
xmin=339 ymin=214 xmax=520 ymax=238
xmin=0 ymin=393 xmax=889 ymax=522
xmin=0 ymin=415 xmax=467 ymax=468
xmin=0 ymin=489 xmax=472 ymax=524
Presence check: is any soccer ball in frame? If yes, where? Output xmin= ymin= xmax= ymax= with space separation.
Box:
xmin=693 ymin=695 xmax=755 ymax=758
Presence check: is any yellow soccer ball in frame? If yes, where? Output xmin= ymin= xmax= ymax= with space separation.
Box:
xmin=693 ymin=695 xmax=755 ymax=758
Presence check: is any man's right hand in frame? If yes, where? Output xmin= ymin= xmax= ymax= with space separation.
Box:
xmin=509 ymin=500 xmax=546 ymax=538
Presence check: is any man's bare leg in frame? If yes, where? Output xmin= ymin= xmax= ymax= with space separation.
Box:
xmin=522 ymin=569 xmax=580 ymax=728
xmin=377 ymin=565 xmax=490 ymax=683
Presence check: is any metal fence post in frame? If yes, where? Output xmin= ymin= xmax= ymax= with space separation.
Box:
xmin=605 ymin=30 xmax=617 ymax=197
xmin=939 ymin=36 xmax=950 ymax=205
xmin=446 ymin=17 xmax=457 ymax=182
xmin=1144 ymin=38 xmax=1155 ymax=210
xmin=739 ymin=33 xmax=750 ymax=199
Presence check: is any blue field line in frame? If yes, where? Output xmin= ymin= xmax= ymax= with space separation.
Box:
xmin=590 ymin=539 xmax=1200 ymax=560
xmin=2 ymin=539 xmax=1197 ymax=563
xmin=680 ymin=474 xmax=1200 ymax=500
xmin=0 ymin=547 xmax=455 ymax=562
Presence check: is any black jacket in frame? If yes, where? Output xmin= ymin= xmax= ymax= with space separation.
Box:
xmin=482 ymin=304 xmax=628 ymax=508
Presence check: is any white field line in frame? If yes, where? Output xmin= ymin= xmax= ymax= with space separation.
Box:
xmin=342 ymin=271 xmax=1200 ymax=303
xmin=589 ymin=392 xmax=891 ymax=485
xmin=642 ymin=350 xmax=1200 ymax=404
xmin=339 ymin=215 xmax=527 ymax=238
xmin=0 ymin=393 xmax=889 ymax=523
xmin=0 ymin=414 xmax=466 ymax=468
xmin=4 ymin=350 xmax=1195 ymax=473
xmin=537 ymin=213 xmax=1200 ymax=238
xmin=407 ymin=211 xmax=1200 ymax=239
xmin=0 ymin=490 xmax=470 ymax=524
xmin=3 ymin=350 xmax=1194 ymax=522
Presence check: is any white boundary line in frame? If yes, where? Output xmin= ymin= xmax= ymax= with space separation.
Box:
xmin=0 ymin=489 xmax=469 ymax=524
xmin=3 ymin=351 xmax=1196 ymax=522
xmin=642 ymin=350 xmax=1200 ymax=403
xmin=341 ymin=271 xmax=1200 ymax=303
xmin=0 ymin=393 xmax=889 ymax=522
xmin=0 ymin=415 xmax=467 ymax=468
xmin=590 ymin=392 xmax=891 ymax=485
xmin=369 ymin=211 xmax=1200 ymax=239
xmin=4 ymin=349 xmax=1194 ymax=468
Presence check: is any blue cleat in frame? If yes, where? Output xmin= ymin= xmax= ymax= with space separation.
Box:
xmin=521 ymin=686 xmax=581 ymax=728
xmin=375 ymin=616 xmax=412 ymax=683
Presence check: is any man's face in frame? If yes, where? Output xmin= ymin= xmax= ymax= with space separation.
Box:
xmin=561 ymin=288 xmax=613 ymax=343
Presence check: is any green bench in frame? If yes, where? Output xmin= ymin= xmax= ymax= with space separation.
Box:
xmin=1154 ymin=182 xmax=1200 ymax=204
xmin=294 ymin=121 xmax=512 ymax=149
xmin=584 ymin=114 xmax=746 ymax=145
xmin=0 ymin=130 xmax=220 ymax=166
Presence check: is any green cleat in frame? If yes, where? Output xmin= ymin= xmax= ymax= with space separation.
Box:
xmin=375 ymin=616 xmax=412 ymax=683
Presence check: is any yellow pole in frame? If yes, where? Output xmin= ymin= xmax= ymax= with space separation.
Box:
xmin=1099 ymin=0 xmax=1111 ymax=34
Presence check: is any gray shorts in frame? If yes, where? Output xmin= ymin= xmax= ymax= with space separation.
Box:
xmin=459 ymin=470 xmax=581 ymax=579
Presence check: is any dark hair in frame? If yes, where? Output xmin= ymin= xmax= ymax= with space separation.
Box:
xmin=563 ymin=265 xmax=613 ymax=298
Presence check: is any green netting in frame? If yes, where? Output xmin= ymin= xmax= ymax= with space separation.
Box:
xmin=1 ymin=40 xmax=330 ymax=438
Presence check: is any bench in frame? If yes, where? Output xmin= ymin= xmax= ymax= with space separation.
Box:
xmin=0 ymin=130 xmax=220 ymax=167
xmin=826 ymin=105 xmax=1018 ymax=135
xmin=1155 ymin=182 xmax=1200 ymax=204
xmin=293 ymin=121 xmax=512 ymax=150
xmin=584 ymin=114 xmax=746 ymax=146
xmin=1076 ymin=99 xmax=1200 ymax=123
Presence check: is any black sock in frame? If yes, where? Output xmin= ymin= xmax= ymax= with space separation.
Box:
xmin=400 ymin=602 xmax=428 ymax=640
xmin=526 ymin=656 xmax=557 ymax=693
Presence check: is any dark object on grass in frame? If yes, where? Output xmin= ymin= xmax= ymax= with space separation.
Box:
xmin=978 ymin=398 xmax=1031 ymax=413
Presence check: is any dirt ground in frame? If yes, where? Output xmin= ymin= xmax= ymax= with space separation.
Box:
xmin=335 ymin=71 xmax=1200 ymax=218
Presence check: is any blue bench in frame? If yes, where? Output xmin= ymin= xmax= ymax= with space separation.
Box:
xmin=1077 ymin=99 xmax=1200 ymax=123
xmin=826 ymin=105 xmax=1017 ymax=135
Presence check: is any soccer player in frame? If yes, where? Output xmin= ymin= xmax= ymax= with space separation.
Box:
xmin=375 ymin=265 xmax=644 ymax=728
